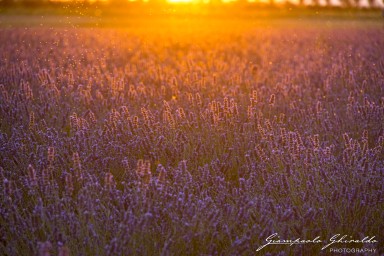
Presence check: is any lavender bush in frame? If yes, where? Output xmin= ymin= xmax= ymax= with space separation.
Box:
xmin=0 ymin=21 xmax=383 ymax=255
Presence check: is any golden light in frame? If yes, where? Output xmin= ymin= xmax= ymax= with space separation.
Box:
xmin=167 ymin=0 xmax=200 ymax=3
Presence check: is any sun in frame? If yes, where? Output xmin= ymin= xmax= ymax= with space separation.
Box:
xmin=167 ymin=0 xmax=200 ymax=3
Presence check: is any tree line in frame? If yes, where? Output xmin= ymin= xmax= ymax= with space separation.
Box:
xmin=0 ymin=0 xmax=383 ymax=10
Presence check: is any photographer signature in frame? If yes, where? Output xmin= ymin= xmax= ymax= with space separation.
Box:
xmin=256 ymin=233 xmax=378 ymax=251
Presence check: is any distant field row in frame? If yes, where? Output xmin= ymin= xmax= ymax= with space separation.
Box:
xmin=0 ymin=8 xmax=383 ymax=28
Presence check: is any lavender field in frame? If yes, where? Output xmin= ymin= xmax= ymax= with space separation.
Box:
xmin=0 ymin=18 xmax=384 ymax=255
